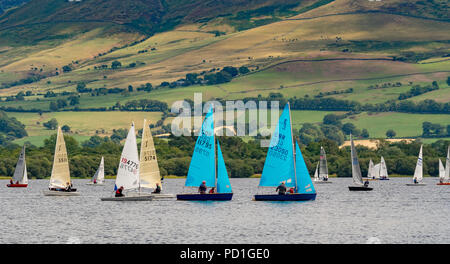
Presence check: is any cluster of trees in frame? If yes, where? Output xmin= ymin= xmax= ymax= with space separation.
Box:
xmin=398 ymin=82 xmax=439 ymax=100
xmin=299 ymin=113 xmax=369 ymax=145
xmin=314 ymin=88 xmax=353 ymax=98
xmin=0 ymin=133 xmax=448 ymax=179
xmin=422 ymin=122 xmax=450 ymax=138
xmin=0 ymin=111 xmax=27 ymax=142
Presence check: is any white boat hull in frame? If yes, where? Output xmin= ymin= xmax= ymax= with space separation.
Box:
xmin=406 ymin=183 xmax=426 ymax=186
xmin=43 ymin=190 xmax=80 ymax=196
xmin=100 ymin=195 xmax=153 ymax=201
xmin=151 ymin=193 xmax=176 ymax=199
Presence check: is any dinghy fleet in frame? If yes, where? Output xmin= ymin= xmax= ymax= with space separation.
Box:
xmin=4 ymin=103 xmax=450 ymax=201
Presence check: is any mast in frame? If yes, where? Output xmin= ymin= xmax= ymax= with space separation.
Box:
xmin=287 ymin=102 xmax=298 ymax=191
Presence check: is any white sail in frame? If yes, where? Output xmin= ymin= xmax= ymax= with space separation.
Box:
xmin=350 ymin=134 xmax=364 ymax=185
xmin=413 ymin=145 xmax=423 ymax=183
xmin=12 ymin=145 xmax=28 ymax=184
xmin=380 ymin=156 xmax=388 ymax=179
xmin=49 ymin=127 xmax=71 ymax=188
xmin=139 ymin=119 xmax=161 ymax=190
xmin=91 ymin=156 xmax=104 ymax=183
xmin=319 ymin=146 xmax=329 ymax=180
xmin=115 ymin=123 xmax=140 ymax=191
xmin=445 ymin=146 xmax=450 ymax=181
xmin=439 ymin=159 xmax=445 ymax=180
xmin=367 ymin=159 xmax=374 ymax=178
xmin=313 ymin=162 xmax=319 ymax=181
xmin=373 ymin=163 xmax=381 ymax=179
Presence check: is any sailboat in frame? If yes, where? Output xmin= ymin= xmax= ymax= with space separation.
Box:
xmin=366 ymin=159 xmax=374 ymax=179
xmin=177 ymin=107 xmax=233 ymax=201
xmin=372 ymin=163 xmax=380 ymax=180
xmin=138 ymin=119 xmax=174 ymax=199
xmin=101 ymin=122 xmax=152 ymax=201
xmin=7 ymin=145 xmax=28 ymax=188
xmin=313 ymin=162 xmax=319 ymax=182
xmin=379 ymin=156 xmax=389 ymax=180
xmin=254 ymin=103 xmax=316 ymax=201
xmin=348 ymin=134 xmax=372 ymax=191
xmin=437 ymin=146 xmax=450 ymax=185
xmin=406 ymin=145 xmax=426 ymax=186
xmin=87 ymin=156 xmax=105 ymax=185
xmin=43 ymin=127 xmax=80 ymax=196
xmin=314 ymin=146 xmax=332 ymax=184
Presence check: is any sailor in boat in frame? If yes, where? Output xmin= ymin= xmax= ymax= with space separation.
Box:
xmin=414 ymin=178 xmax=418 ymax=184
xmin=276 ymin=181 xmax=287 ymax=195
xmin=288 ymin=187 xmax=295 ymax=194
xmin=208 ymin=187 xmax=216 ymax=194
xmin=198 ymin=180 xmax=207 ymax=194
xmin=9 ymin=179 xmax=13 ymax=185
xmin=364 ymin=181 xmax=369 ymax=187
xmin=115 ymin=186 xmax=125 ymax=197
xmin=93 ymin=179 xmax=97 ymax=184
xmin=152 ymin=183 xmax=161 ymax=194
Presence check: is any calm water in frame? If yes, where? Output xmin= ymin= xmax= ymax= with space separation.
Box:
xmin=0 ymin=178 xmax=449 ymax=244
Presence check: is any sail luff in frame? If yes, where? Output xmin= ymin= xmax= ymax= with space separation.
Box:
xmin=12 ymin=145 xmax=27 ymax=184
xmin=350 ymin=134 xmax=364 ymax=185
xmin=413 ymin=145 xmax=423 ymax=182
xmin=49 ymin=127 xmax=71 ymax=188
xmin=139 ymin=119 xmax=161 ymax=189
xmin=287 ymin=103 xmax=298 ymax=190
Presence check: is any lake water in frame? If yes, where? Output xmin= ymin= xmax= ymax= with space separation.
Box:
xmin=0 ymin=177 xmax=449 ymax=244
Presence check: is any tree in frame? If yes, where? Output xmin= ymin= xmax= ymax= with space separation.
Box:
xmin=49 ymin=101 xmax=59 ymax=111
xmin=386 ymin=129 xmax=396 ymax=138
xmin=43 ymin=118 xmax=58 ymax=130
xmin=342 ymin=123 xmax=357 ymax=136
xmin=323 ymin=114 xmax=342 ymax=127
xmin=111 ymin=61 xmax=122 ymax=69
xmin=361 ymin=129 xmax=370 ymax=139
xmin=128 ymin=85 xmax=133 ymax=92
xmin=61 ymin=125 xmax=70 ymax=133
xmin=238 ymin=66 xmax=250 ymax=75
xmin=62 ymin=65 xmax=72 ymax=72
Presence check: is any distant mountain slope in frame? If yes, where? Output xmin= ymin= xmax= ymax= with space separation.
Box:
xmin=0 ymin=0 xmax=29 ymax=14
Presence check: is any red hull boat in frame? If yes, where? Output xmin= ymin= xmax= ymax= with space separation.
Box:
xmin=437 ymin=182 xmax=450 ymax=185
xmin=7 ymin=183 xmax=28 ymax=188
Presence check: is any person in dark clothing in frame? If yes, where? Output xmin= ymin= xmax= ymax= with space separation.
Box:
xmin=198 ymin=181 xmax=207 ymax=194
xmin=115 ymin=186 xmax=124 ymax=197
xmin=152 ymin=183 xmax=161 ymax=194
xmin=209 ymin=187 xmax=216 ymax=194
xmin=364 ymin=181 xmax=369 ymax=187
xmin=276 ymin=181 xmax=287 ymax=195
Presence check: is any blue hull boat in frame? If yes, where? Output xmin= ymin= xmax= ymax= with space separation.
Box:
xmin=254 ymin=193 xmax=316 ymax=201
xmin=177 ymin=193 xmax=233 ymax=201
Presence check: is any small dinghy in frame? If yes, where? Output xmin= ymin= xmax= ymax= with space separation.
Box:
xmin=177 ymin=106 xmax=233 ymax=201
xmin=7 ymin=145 xmax=28 ymax=188
xmin=43 ymin=127 xmax=79 ymax=196
xmin=86 ymin=156 xmax=105 ymax=185
xmin=138 ymin=119 xmax=174 ymax=199
xmin=100 ymin=123 xmax=152 ymax=201
xmin=254 ymin=103 xmax=316 ymax=201
xmin=437 ymin=147 xmax=449 ymax=185
xmin=348 ymin=134 xmax=372 ymax=191
xmin=379 ymin=156 xmax=389 ymax=180
xmin=406 ymin=145 xmax=426 ymax=186
xmin=313 ymin=147 xmax=332 ymax=184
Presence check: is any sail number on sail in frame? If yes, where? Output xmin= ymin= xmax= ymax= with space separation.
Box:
xmin=268 ymin=133 xmax=288 ymax=161
xmin=120 ymin=157 xmax=139 ymax=174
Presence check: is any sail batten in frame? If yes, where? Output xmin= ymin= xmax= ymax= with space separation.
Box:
xmin=49 ymin=127 xmax=71 ymax=188
xmin=139 ymin=119 xmax=161 ymax=189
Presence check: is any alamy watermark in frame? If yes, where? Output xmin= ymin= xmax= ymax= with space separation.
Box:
xmin=170 ymin=93 xmax=280 ymax=147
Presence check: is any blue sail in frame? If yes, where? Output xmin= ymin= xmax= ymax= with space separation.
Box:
xmin=295 ymin=142 xmax=316 ymax=194
xmin=217 ymin=141 xmax=232 ymax=193
xmin=185 ymin=107 xmax=216 ymax=187
xmin=259 ymin=104 xmax=295 ymax=187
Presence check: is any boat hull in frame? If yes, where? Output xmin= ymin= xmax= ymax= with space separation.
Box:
xmin=100 ymin=195 xmax=153 ymax=201
xmin=43 ymin=190 xmax=80 ymax=196
xmin=152 ymin=193 xmax=176 ymax=199
xmin=437 ymin=182 xmax=450 ymax=185
xmin=7 ymin=184 xmax=27 ymax=187
xmin=177 ymin=193 xmax=233 ymax=201
xmin=254 ymin=193 xmax=316 ymax=201
xmin=348 ymin=186 xmax=373 ymax=191
xmin=86 ymin=182 xmax=104 ymax=186
xmin=406 ymin=183 xmax=426 ymax=186
xmin=379 ymin=178 xmax=390 ymax=181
